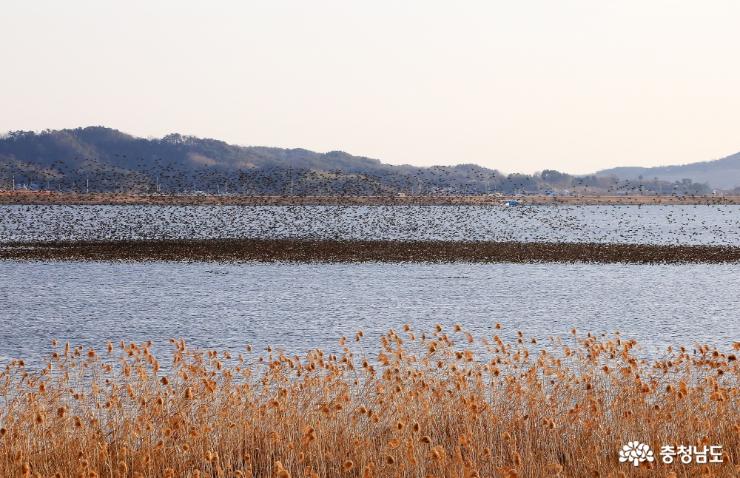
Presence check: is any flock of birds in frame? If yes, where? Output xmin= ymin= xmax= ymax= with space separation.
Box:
xmin=0 ymin=127 xmax=720 ymax=196
xmin=0 ymin=203 xmax=739 ymax=246
xmin=3 ymin=147 xmax=709 ymax=196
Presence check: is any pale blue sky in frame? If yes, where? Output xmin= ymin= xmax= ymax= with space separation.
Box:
xmin=2 ymin=0 xmax=739 ymax=173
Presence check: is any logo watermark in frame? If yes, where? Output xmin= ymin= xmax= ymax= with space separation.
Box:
xmin=620 ymin=442 xmax=723 ymax=467
xmin=619 ymin=441 xmax=654 ymax=466
xmin=659 ymin=445 xmax=723 ymax=464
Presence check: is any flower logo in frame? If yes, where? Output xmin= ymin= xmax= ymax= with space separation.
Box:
xmin=619 ymin=441 xmax=655 ymax=466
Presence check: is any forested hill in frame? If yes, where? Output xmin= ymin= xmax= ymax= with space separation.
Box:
xmin=597 ymin=152 xmax=740 ymax=190
xmin=0 ymin=127 xmax=716 ymax=195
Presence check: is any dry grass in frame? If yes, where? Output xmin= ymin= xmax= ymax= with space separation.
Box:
xmin=0 ymin=327 xmax=737 ymax=477
xmin=2 ymin=191 xmax=740 ymax=206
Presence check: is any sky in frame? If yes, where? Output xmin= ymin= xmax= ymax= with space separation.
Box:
xmin=1 ymin=1 xmax=739 ymax=174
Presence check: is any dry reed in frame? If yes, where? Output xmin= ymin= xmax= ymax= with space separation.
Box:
xmin=0 ymin=327 xmax=737 ymax=477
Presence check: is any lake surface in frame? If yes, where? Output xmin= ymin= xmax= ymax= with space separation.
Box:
xmin=1 ymin=261 xmax=737 ymax=366
xmin=1 ymin=204 xmax=740 ymax=245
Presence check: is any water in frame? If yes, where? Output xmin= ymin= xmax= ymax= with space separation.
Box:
xmin=2 ymin=204 xmax=740 ymax=245
xmin=1 ymin=261 xmax=737 ymax=366
xmin=2 ymin=204 xmax=738 ymax=366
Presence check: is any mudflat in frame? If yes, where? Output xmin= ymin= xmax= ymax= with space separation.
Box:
xmin=2 ymin=238 xmax=739 ymax=263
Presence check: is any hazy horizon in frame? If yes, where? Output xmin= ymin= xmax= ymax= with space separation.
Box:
xmin=2 ymin=1 xmax=739 ymax=174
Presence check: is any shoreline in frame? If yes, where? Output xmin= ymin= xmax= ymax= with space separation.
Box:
xmin=2 ymin=239 xmax=739 ymax=263
xmin=1 ymin=191 xmax=740 ymax=206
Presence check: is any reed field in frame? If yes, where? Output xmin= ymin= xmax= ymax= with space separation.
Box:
xmin=0 ymin=326 xmax=737 ymax=478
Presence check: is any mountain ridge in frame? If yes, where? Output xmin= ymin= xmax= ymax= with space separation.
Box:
xmin=596 ymin=152 xmax=740 ymax=190
xmin=0 ymin=126 xmax=729 ymax=194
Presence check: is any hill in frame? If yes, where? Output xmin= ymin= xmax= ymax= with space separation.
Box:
xmin=0 ymin=126 xmax=714 ymax=195
xmin=597 ymin=152 xmax=740 ymax=190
